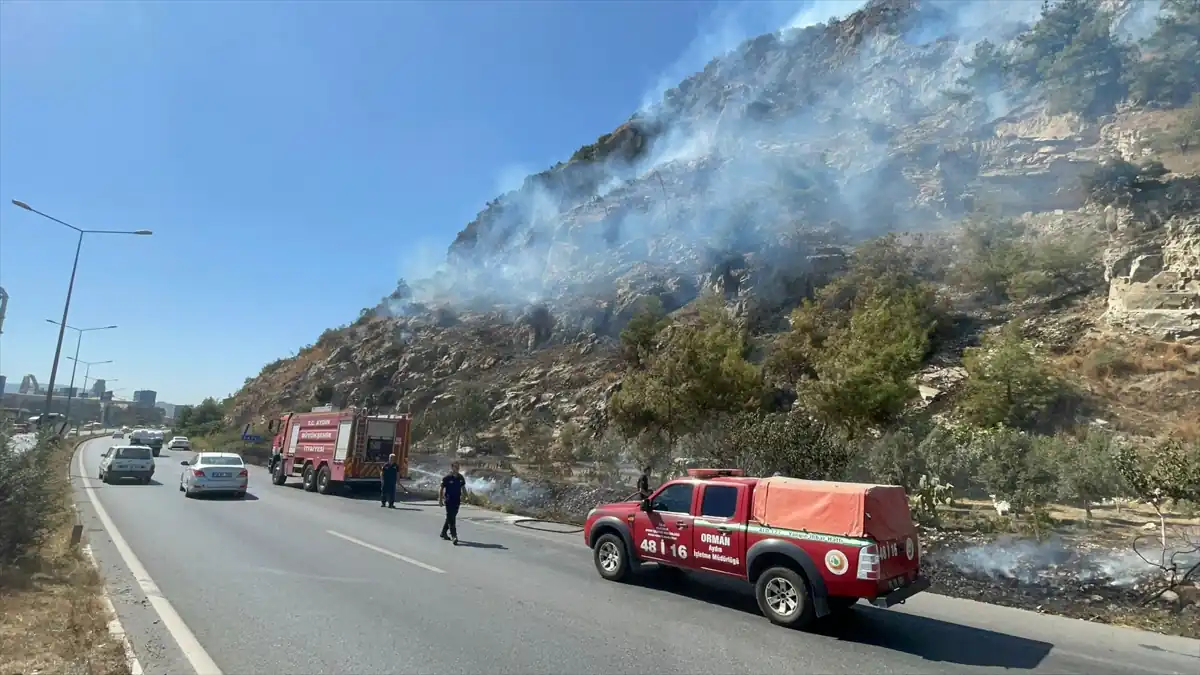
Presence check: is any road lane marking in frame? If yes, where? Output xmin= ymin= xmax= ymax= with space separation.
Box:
xmin=83 ymin=545 xmax=144 ymax=675
xmin=326 ymin=530 xmax=446 ymax=573
xmin=78 ymin=441 xmax=223 ymax=675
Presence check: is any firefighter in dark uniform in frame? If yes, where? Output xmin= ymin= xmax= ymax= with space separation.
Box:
xmin=381 ymin=454 xmax=400 ymax=508
xmin=439 ymin=462 xmax=467 ymax=544
xmin=637 ymin=466 xmax=653 ymax=500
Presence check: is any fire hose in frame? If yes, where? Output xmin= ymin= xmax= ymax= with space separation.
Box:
xmin=510 ymin=489 xmax=644 ymax=535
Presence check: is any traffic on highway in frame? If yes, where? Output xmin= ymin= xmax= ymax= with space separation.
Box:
xmin=70 ymin=435 xmax=1200 ymax=675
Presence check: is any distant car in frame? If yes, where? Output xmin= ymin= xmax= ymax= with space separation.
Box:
xmin=180 ymin=452 xmax=248 ymax=499
xmin=99 ymin=445 xmax=155 ymax=484
xmin=121 ymin=426 xmax=131 ymax=433
xmin=167 ymin=436 xmax=191 ymax=451
xmin=112 ymin=431 xmax=124 ymax=438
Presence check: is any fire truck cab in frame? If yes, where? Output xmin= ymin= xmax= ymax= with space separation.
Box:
xmin=266 ymin=406 xmax=411 ymax=495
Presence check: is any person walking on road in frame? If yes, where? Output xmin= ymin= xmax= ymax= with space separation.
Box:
xmin=381 ymin=454 xmax=401 ymax=508
xmin=439 ymin=462 xmax=467 ymax=544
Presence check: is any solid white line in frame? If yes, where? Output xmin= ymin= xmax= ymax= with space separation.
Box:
xmin=77 ymin=442 xmax=223 ymax=675
xmin=83 ymin=545 xmax=144 ymax=675
xmin=326 ymin=530 xmax=447 ymax=574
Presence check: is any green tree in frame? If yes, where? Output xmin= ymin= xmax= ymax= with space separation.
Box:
xmin=957 ymin=39 xmax=1013 ymax=93
xmin=804 ymin=290 xmax=935 ymax=431
xmin=716 ymin=412 xmax=853 ymax=481
xmin=1045 ymin=430 xmax=1127 ymax=520
xmin=973 ymin=426 xmax=1058 ymax=515
xmin=619 ymin=296 xmax=669 ymax=368
xmin=177 ymin=397 xmax=226 ymax=438
xmin=1039 ymin=11 xmax=1132 ymax=117
xmin=609 ymin=293 xmax=764 ymax=443
xmin=1128 ymin=0 xmax=1200 ymax=106
xmin=959 ymin=321 xmax=1065 ymax=430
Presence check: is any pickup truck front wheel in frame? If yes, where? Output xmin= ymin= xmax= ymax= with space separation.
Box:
xmin=593 ymin=534 xmax=631 ymax=582
xmin=755 ymin=566 xmax=816 ymax=630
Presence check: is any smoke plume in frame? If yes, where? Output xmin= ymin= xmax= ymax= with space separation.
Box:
xmin=380 ymin=0 xmax=1169 ymax=320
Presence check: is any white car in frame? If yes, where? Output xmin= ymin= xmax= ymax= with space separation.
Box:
xmin=112 ymin=431 xmax=124 ymax=438
xmin=167 ymin=436 xmax=191 ymax=451
xmin=180 ymin=452 xmax=248 ymax=499
xmin=99 ymin=445 xmax=156 ymax=484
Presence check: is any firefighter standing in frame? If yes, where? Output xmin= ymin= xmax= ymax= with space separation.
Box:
xmin=439 ymin=462 xmax=467 ymax=544
xmin=637 ymin=466 xmax=652 ymax=500
xmin=381 ymin=454 xmax=400 ymax=508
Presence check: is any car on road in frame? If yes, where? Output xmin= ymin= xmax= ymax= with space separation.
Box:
xmin=180 ymin=452 xmax=249 ymax=499
xmin=167 ymin=436 xmax=191 ymax=451
xmin=99 ymin=445 xmax=156 ymax=484
xmin=112 ymin=430 xmax=124 ymax=438
xmin=585 ymin=469 xmax=928 ymax=631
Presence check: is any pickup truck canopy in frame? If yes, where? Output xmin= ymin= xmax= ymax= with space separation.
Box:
xmin=750 ymin=477 xmax=914 ymax=542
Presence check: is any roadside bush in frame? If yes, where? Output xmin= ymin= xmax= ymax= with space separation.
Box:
xmin=1045 ymin=429 xmax=1128 ymax=520
xmin=0 ymin=426 xmax=67 ymax=567
xmin=972 ymin=426 xmax=1058 ymax=517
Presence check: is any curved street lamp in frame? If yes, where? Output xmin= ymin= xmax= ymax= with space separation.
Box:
xmin=11 ymin=200 xmax=152 ymax=414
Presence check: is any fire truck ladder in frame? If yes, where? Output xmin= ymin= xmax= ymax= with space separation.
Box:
xmin=352 ymin=412 xmax=368 ymax=467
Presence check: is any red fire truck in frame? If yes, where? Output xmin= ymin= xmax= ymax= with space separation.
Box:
xmin=266 ymin=406 xmax=411 ymax=495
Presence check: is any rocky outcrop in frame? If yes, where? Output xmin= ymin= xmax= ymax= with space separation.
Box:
xmin=1105 ymin=212 xmax=1200 ymax=342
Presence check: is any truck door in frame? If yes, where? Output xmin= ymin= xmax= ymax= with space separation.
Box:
xmin=632 ymin=482 xmax=696 ymax=568
xmin=692 ymin=483 xmax=747 ymax=578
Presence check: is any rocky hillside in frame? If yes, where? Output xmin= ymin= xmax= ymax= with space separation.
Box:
xmin=226 ymin=0 xmax=1199 ymax=439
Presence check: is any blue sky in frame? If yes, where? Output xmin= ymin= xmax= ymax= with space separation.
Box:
xmin=0 ymin=0 xmax=843 ymax=404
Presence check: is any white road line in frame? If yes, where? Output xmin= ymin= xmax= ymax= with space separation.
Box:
xmin=326 ymin=530 xmax=447 ymax=574
xmin=83 ymin=545 xmax=144 ymax=675
xmin=77 ymin=442 xmax=223 ymax=675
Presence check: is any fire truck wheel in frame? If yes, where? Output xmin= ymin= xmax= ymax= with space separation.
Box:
xmin=592 ymin=533 xmax=631 ymax=582
xmin=755 ymin=566 xmax=816 ymax=630
xmin=272 ymin=462 xmax=288 ymax=486
xmin=316 ymin=465 xmax=333 ymax=494
xmin=302 ymin=464 xmax=318 ymax=492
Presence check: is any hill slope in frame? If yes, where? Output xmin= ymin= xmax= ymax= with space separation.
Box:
xmin=226 ymin=0 xmax=1199 ymax=442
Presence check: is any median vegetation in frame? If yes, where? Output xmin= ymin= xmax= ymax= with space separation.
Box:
xmin=0 ymin=424 xmax=130 ymax=674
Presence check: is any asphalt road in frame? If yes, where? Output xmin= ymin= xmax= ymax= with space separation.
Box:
xmin=71 ymin=437 xmax=1200 ymax=675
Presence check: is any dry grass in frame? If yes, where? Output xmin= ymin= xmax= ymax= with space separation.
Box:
xmin=1056 ymin=333 xmax=1200 ymax=439
xmin=0 ymin=439 xmax=130 ymax=675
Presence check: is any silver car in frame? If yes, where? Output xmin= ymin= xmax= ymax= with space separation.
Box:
xmin=180 ymin=452 xmax=248 ymax=499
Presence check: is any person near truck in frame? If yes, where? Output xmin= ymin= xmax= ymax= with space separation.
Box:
xmin=637 ymin=465 xmax=653 ymax=499
xmin=439 ymin=462 xmax=467 ymax=544
xmin=381 ymin=454 xmax=401 ymax=508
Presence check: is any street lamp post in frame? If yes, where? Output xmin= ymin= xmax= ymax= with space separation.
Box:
xmin=50 ymin=322 xmax=116 ymax=422
xmin=65 ymin=356 xmax=113 ymax=397
xmin=11 ymin=200 xmax=152 ymax=416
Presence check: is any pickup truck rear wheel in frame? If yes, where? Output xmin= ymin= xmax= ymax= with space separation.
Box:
xmin=755 ymin=566 xmax=816 ymax=630
xmin=593 ymin=533 xmax=631 ymax=582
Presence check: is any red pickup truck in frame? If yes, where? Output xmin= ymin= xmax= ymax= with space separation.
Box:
xmin=584 ymin=469 xmax=930 ymax=630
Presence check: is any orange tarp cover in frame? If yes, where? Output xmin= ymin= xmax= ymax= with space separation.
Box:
xmin=750 ymin=477 xmax=913 ymax=541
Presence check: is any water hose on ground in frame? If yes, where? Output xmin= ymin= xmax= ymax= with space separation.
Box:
xmin=511 ymin=518 xmax=585 ymax=534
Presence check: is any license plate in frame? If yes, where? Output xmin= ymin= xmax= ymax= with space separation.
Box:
xmin=212 ymin=472 xmax=231 ymax=478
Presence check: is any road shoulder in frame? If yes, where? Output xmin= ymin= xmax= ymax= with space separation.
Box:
xmin=0 ymin=433 xmax=129 ymax=674
xmin=70 ymin=435 xmax=199 ymax=675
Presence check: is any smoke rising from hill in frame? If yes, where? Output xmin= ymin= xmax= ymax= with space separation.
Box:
xmin=382 ymin=0 xmax=1162 ymax=319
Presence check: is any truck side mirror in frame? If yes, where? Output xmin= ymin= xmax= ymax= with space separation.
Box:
xmin=180 ymin=461 xmax=190 ymax=466
xmin=267 ymin=420 xmax=279 ymax=434
xmin=640 ymin=498 xmax=652 ymax=513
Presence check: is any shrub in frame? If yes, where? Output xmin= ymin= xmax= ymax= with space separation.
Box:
xmin=0 ymin=426 xmax=67 ymax=566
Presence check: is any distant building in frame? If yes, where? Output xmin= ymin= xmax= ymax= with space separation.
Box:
xmin=0 ymin=375 xmax=6 ymax=396
xmin=133 ymin=390 xmax=157 ymax=408
xmin=91 ymin=379 xmax=106 ymax=398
